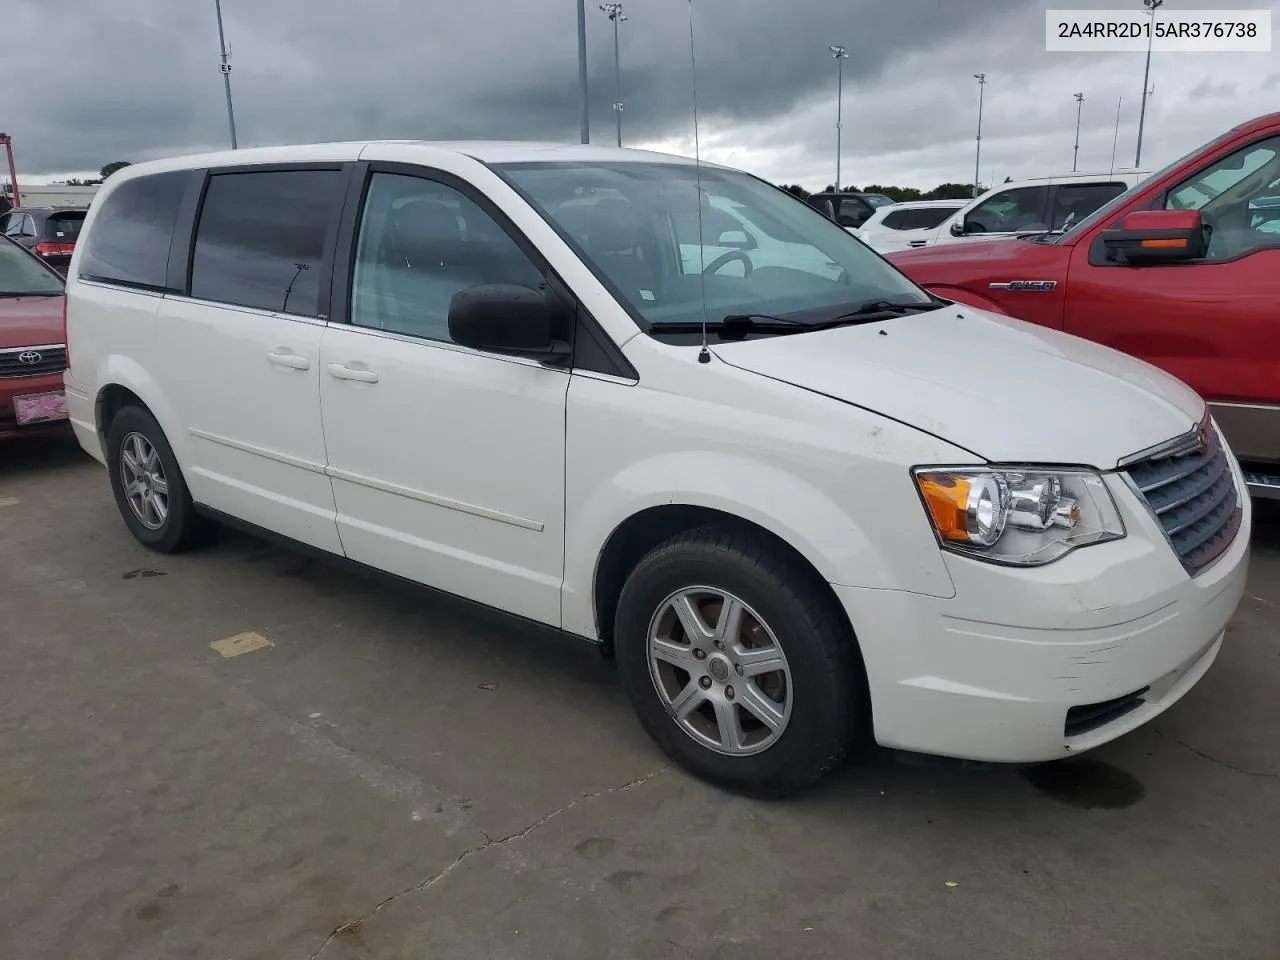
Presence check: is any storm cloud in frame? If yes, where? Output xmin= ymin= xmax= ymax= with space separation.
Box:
xmin=6 ymin=0 xmax=1279 ymax=189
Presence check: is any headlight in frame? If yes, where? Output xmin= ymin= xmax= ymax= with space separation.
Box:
xmin=913 ymin=467 xmax=1125 ymax=566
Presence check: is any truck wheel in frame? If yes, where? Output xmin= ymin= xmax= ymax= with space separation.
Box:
xmin=106 ymin=406 xmax=217 ymax=553
xmin=614 ymin=525 xmax=864 ymax=797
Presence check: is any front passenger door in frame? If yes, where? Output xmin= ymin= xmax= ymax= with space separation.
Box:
xmin=319 ymin=168 xmax=570 ymax=627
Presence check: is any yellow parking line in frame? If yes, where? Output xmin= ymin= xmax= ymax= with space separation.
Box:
xmin=210 ymin=632 xmax=274 ymax=659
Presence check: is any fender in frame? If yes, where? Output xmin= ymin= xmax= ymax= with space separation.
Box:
xmin=560 ymin=450 xmax=959 ymax=640
xmin=924 ymin=285 xmax=1013 ymax=317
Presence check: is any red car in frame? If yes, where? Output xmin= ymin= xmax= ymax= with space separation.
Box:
xmin=888 ymin=111 xmax=1280 ymax=500
xmin=0 ymin=235 xmax=69 ymax=439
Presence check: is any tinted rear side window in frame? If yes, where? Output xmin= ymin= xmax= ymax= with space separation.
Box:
xmin=190 ymin=169 xmax=345 ymax=317
xmin=910 ymin=207 xmax=960 ymax=230
xmin=47 ymin=212 xmax=86 ymax=239
xmin=1050 ymin=182 xmax=1128 ymax=230
xmin=78 ymin=172 xmax=188 ymax=289
xmin=880 ymin=210 xmax=912 ymax=230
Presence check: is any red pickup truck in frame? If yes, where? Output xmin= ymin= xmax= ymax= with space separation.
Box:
xmin=889 ymin=111 xmax=1280 ymax=500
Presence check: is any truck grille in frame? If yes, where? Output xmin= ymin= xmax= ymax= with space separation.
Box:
xmin=1123 ymin=416 xmax=1242 ymax=577
xmin=0 ymin=345 xmax=66 ymax=378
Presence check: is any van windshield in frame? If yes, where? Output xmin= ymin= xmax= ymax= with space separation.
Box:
xmin=494 ymin=161 xmax=930 ymax=331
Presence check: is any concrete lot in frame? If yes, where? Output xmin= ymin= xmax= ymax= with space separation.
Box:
xmin=1 ymin=434 xmax=1277 ymax=960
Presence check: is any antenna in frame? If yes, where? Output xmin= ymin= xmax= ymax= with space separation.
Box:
xmin=688 ymin=0 xmax=710 ymax=363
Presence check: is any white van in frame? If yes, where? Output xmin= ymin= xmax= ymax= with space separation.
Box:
xmin=917 ymin=171 xmax=1151 ymax=247
xmin=62 ymin=142 xmax=1249 ymax=795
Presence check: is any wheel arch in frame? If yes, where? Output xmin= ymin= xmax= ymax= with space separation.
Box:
xmin=92 ymin=357 xmax=187 ymax=465
xmin=591 ymin=504 xmax=858 ymax=658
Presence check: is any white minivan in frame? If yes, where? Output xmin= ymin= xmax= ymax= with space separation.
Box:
xmin=62 ymin=142 xmax=1249 ymax=796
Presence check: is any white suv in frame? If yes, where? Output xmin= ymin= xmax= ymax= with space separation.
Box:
xmin=62 ymin=142 xmax=1249 ymax=796
xmin=916 ymin=171 xmax=1150 ymax=247
xmin=851 ymin=199 xmax=967 ymax=253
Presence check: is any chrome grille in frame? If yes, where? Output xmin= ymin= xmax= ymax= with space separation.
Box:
xmin=0 ymin=345 xmax=66 ymax=378
xmin=1123 ymin=417 xmax=1242 ymax=576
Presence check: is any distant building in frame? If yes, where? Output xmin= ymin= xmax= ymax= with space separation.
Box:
xmin=2 ymin=182 xmax=99 ymax=212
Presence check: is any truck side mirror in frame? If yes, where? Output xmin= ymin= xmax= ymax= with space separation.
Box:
xmin=1101 ymin=209 xmax=1206 ymax=264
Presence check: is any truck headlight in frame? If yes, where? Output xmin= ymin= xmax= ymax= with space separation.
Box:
xmin=913 ymin=467 xmax=1125 ymax=566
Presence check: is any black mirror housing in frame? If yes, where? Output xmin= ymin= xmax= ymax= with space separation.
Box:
xmin=949 ymin=220 xmax=966 ymax=237
xmin=448 ymin=283 xmax=570 ymax=362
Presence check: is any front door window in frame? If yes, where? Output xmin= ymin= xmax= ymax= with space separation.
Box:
xmin=966 ymin=186 xmax=1049 ymax=234
xmin=349 ymin=173 xmax=545 ymax=344
xmin=1165 ymin=135 xmax=1280 ymax=260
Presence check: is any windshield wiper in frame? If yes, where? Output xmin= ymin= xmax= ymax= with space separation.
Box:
xmin=0 ymin=291 xmax=63 ymax=298
xmin=649 ymin=314 xmax=810 ymax=337
xmin=820 ymin=297 xmax=942 ymax=325
xmin=720 ymin=313 xmax=806 ymax=328
xmin=649 ymin=300 xmax=940 ymax=340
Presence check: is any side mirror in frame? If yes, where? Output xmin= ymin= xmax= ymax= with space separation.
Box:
xmin=448 ymin=283 xmax=570 ymax=362
xmin=1101 ymin=209 xmax=1206 ymax=264
xmin=717 ymin=229 xmax=755 ymax=250
xmin=949 ymin=220 xmax=966 ymax=237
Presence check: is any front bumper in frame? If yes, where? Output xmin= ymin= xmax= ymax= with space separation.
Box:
xmin=0 ymin=370 xmax=72 ymax=439
xmin=836 ymin=470 xmax=1252 ymax=763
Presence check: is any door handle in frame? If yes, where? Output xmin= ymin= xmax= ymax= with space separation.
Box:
xmin=267 ymin=350 xmax=311 ymax=371
xmin=327 ymin=363 xmax=379 ymax=383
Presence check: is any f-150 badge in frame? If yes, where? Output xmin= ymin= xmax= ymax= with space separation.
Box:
xmin=989 ymin=280 xmax=1058 ymax=292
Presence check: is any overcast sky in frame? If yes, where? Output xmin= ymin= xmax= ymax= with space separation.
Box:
xmin=6 ymin=0 xmax=1279 ymax=191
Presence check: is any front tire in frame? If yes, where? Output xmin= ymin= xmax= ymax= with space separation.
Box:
xmin=106 ymin=405 xmax=216 ymax=553
xmin=614 ymin=526 xmax=865 ymax=797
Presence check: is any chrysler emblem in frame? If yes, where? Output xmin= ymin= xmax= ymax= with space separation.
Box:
xmin=17 ymin=350 xmax=42 ymax=365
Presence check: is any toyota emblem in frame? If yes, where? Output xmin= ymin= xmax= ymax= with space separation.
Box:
xmin=17 ymin=350 xmax=42 ymax=365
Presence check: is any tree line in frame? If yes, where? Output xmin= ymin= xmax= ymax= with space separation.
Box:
xmin=779 ymin=181 xmax=989 ymax=202
xmin=61 ymin=161 xmax=132 ymax=187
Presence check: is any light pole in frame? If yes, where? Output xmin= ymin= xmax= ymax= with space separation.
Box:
xmin=1072 ymin=92 xmax=1085 ymax=171
xmin=577 ymin=0 xmax=590 ymax=143
xmin=213 ymin=0 xmax=238 ymax=149
xmin=972 ymin=73 xmax=986 ymax=198
xmin=1110 ymin=96 xmax=1123 ymax=176
xmin=829 ymin=45 xmax=848 ymax=191
xmin=1135 ymin=0 xmax=1163 ymax=167
xmin=601 ymin=3 xmax=627 ymax=147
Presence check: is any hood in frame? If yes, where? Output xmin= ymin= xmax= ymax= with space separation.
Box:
xmin=711 ymin=305 xmax=1205 ymax=468
xmin=0 ymin=294 xmax=64 ymax=348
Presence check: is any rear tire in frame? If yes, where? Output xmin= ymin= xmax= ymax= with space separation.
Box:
xmin=106 ymin=405 xmax=217 ymax=553
xmin=614 ymin=525 xmax=864 ymax=798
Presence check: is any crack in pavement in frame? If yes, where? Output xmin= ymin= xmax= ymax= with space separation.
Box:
xmin=1174 ymin=737 xmax=1277 ymax=779
xmin=307 ymin=766 xmax=669 ymax=960
xmin=1154 ymin=728 xmax=1277 ymax=779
